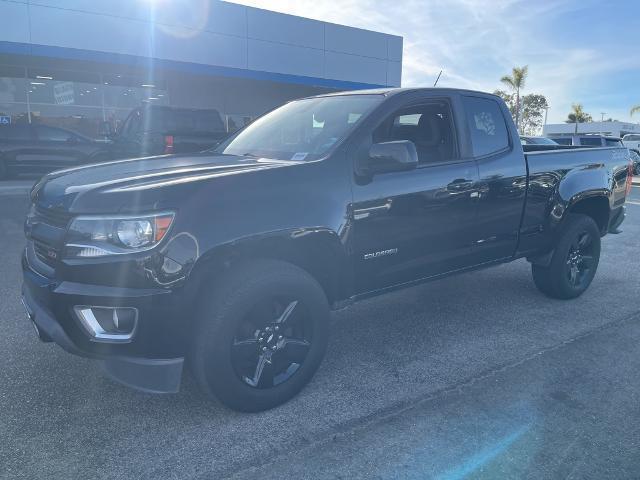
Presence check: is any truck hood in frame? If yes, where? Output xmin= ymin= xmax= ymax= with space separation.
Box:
xmin=32 ymin=153 xmax=294 ymax=211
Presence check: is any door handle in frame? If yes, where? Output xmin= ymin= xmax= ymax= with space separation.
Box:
xmin=446 ymin=179 xmax=474 ymax=191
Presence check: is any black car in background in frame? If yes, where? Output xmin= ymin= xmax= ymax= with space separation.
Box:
xmin=107 ymin=105 xmax=229 ymax=160
xmin=0 ymin=124 xmax=110 ymax=180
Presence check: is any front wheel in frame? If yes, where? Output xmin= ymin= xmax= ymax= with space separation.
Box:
xmin=189 ymin=260 xmax=329 ymax=412
xmin=532 ymin=214 xmax=601 ymax=299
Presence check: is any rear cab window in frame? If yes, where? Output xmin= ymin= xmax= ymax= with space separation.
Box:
xmin=462 ymin=96 xmax=509 ymax=157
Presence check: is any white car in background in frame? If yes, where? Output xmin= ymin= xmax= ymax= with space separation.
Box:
xmin=622 ymin=134 xmax=640 ymax=152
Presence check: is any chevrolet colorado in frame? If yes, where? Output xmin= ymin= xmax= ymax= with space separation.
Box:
xmin=22 ymin=88 xmax=633 ymax=411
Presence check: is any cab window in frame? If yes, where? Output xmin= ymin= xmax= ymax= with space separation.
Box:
xmin=462 ymin=96 xmax=509 ymax=157
xmin=372 ymin=101 xmax=456 ymax=165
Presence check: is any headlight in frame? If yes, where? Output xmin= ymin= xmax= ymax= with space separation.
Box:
xmin=64 ymin=212 xmax=174 ymax=258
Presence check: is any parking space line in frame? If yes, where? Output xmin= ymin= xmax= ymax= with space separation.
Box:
xmin=627 ymin=201 xmax=640 ymax=206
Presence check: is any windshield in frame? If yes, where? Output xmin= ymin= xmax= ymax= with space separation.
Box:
xmin=215 ymin=95 xmax=383 ymax=161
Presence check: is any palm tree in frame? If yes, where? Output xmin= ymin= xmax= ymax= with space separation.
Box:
xmin=500 ymin=66 xmax=528 ymax=132
xmin=566 ymin=103 xmax=593 ymax=134
xmin=631 ymin=105 xmax=640 ymax=117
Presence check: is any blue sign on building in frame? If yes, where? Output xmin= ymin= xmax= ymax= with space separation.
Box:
xmin=0 ymin=116 xmax=11 ymax=125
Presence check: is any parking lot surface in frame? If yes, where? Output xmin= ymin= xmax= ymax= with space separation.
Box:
xmin=1 ymin=186 xmax=640 ymax=479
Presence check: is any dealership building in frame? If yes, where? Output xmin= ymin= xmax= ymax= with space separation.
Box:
xmin=0 ymin=0 xmax=403 ymax=138
xmin=542 ymin=121 xmax=640 ymax=139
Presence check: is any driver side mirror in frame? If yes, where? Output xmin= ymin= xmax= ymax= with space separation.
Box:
xmin=366 ymin=140 xmax=418 ymax=175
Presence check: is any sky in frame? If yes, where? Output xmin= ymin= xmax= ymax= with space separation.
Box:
xmin=232 ymin=0 xmax=640 ymax=124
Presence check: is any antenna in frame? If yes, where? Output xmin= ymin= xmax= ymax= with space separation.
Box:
xmin=433 ymin=70 xmax=442 ymax=87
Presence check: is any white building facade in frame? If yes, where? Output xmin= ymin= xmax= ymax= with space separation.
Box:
xmin=543 ymin=121 xmax=640 ymax=138
xmin=0 ymin=0 xmax=403 ymax=137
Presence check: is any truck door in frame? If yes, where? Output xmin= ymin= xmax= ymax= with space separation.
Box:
xmin=460 ymin=95 xmax=528 ymax=263
xmin=351 ymin=96 xmax=479 ymax=294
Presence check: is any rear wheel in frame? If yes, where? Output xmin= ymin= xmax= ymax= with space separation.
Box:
xmin=532 ymin=214 xmax=601 ymax=299
xmin=189 ymin=260 xmax=329 ymax=412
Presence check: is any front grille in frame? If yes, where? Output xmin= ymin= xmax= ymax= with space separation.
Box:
xmin=33 ymin=239 xmax=60 ymax=267
xmin=27 ymin=204 xmax=72 ymax=271
xmin=34 ymin=205 xmax=73 ymax=228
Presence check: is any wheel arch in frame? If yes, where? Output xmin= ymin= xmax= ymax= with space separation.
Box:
xmin=565 ymin=194 xmax=610 ymax=235
xmin=187 ymin=228 xmax=352 ymax=307
xmin=529 ymin=192 xmax=609 ymax=267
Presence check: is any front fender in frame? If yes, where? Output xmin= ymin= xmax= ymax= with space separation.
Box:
xmin=186 ymin=227 xmax=353 ymax=305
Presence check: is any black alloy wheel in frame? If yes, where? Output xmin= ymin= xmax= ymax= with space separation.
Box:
xmin=231 ymin=298 xmax=312 ymax=389
xmin=531 ymin=213 xmax=601 ymax=299
xmin=565 ymin=230 xmax=596 ymax=289
xmin=190 ymin=259 xmax=329 ymax=412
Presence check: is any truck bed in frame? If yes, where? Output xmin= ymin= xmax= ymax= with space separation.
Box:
xmin=518 ymin=146 xmax=630 ymax=254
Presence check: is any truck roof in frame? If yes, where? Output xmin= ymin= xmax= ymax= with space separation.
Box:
xmin=308 ymin=87 xmax=501 ymax=100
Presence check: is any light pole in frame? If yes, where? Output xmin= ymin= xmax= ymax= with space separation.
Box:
xmin=600 ymin=112 xmax=606 ymax=136
xmin=544 ymin=106 xmax=549 ymax=125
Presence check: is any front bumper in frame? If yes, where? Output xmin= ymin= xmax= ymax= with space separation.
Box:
xmin=21 ymin=251 xmax=186 ymax=393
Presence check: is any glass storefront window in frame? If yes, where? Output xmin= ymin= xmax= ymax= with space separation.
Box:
xmin=1 ymin=62 xmax=256 ymax=140
xmin=27 ymin=68 xmax=102 ymax=107
xmin=0 ymin=65 xmax=27 ymax=104
xmin=103 ymin=73 xmax=169 ymax=109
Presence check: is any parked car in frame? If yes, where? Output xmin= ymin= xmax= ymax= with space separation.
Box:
xmin=0 ymin=124 xmax=110 ymax=179
xmin=622 ymin=134 xmax=640 ymax=152
xmin=520 ymin=136 xmax=559 ymax=145
xmin=549 ymin=134 xmax=624 ymax=147
xmin=106 ymin=105 xmax=228 ymax=159
xmin=22 ymin=88 xmax=633 ymax=412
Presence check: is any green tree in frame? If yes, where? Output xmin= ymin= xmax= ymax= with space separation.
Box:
xmin=631 ymin=105 xmax=640 ymax=116
xmin=520 ymin=94 xmax=549 ymax=135
xmin=500 ymin=66 xmax=528 ymax=132
xmin=494 ymin=90 xmax=548 ymax=135
xmin=493 ymin=89 xmax=515 ymax=116
xmin=565 ymin=103 xmax=593 ymax=133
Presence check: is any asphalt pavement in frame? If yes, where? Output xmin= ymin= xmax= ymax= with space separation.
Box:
xmin=1 ymin=185 xmax=640 ymax=479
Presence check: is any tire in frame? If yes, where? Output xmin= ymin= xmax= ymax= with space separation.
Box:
xmin=189 ymin=259 xmax=330 ymax=412
xmin=532 ymin=213 xmax=601 ymax=299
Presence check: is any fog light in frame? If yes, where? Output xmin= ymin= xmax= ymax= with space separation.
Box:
xmin=74 ymin=306 xmax=138 ymax=343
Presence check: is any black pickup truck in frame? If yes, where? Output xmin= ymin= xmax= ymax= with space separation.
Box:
xmin=22 ymin=88 xmax=633 ymax=412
